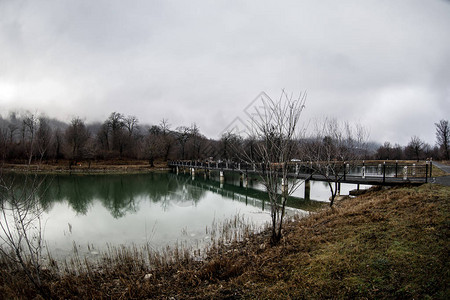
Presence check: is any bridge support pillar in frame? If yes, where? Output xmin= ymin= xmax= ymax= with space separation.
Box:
xmin=304 ymin=180 xmax=311 ymax=201
xmin=220 ymin=170 xmax=225 ymax=184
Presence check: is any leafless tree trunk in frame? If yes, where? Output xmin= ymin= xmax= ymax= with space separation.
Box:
xmin=243 ymin=90 xmax=307 ymax=244
xmin=36 ymin=117 xmax=52 ymax=164
xmin=23 ymin=114 xmax=38 ymax=165
xmin=160 ymin=119 xmax=174 ymax=161
xmin=435 ymin=119 xmax=449 ymax=160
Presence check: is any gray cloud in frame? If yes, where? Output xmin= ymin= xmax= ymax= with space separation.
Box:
xmin=0 ymin=0 xmax=449 ymax=145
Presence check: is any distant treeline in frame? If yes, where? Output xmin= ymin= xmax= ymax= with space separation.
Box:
xmin=0 ymin=112 xmax=448 ymax=164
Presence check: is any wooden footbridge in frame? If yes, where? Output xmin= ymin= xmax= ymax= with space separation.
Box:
xmin=168 ymin=160 xmax=433 ymax=186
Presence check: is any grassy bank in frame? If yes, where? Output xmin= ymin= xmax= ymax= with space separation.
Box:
xmin=1 ymin=184 xmax=448 ymax=299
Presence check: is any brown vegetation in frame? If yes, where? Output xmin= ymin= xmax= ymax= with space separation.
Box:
xmin=1 ymin=184 xmax=448 ymax=299
xmin=1 ymin=159 xmax=169 ymax=174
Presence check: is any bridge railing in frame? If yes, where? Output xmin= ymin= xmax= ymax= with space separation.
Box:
xmin=168 ymin=160 xmax=432 ymax=183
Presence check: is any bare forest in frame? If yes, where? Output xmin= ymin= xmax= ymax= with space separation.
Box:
xmin=0 ymin=112 xmax=448 ymax=166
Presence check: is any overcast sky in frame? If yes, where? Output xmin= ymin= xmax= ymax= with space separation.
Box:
xmin=0 ymin=0 xmax=449 ymax=146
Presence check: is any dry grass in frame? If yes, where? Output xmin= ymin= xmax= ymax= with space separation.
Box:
xmin=1 ymin=184 xmax=449 ymax=299
xmin=1 ymin=159 xmax=169 ymax=175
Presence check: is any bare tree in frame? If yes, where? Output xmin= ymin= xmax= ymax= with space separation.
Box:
xmin=242 ymin=90 xmax=307 ymax=244
xmin=159 ymin=119 xmax=174 ymax=161
xmin=188 ymin=123 xmax=205 ymax=159
xmin=36 ymin=117 xmax=52 ymax=163
xmin=7 ymin=112 xmax=20 ymax=145
xmin=176 ymin=126 xmax=191 ymax=160
xmin=406 ymin=136 xmax=424 ymax=162
xmin=123 ymin=115 xmax=140 ymax=158
xmin=123 ymin=115 xmax=139 ymax=137
xmin=23 ymin=114 xmax=38 ymax=165
xmin=53 ymin=128 xmax=64 ymax=162
xmin=65 ymin=117 xmax=90 ymax=162
xmin=0 ymin=173 xmax=49 ymax=297
xmin=435 ymin=119 xmax=449 ymax=160
xmin=145 ymin=125 xmax=163 ymax=167
xmin=376 ymin=141 xmax=392 ymax=160
xmin=302 ymin=118 xmax=368 ymax=206
xmin=220 ymin=131 xmax=243 ymax=161
xmin=107 ymin=112 xmax=126 ymax=156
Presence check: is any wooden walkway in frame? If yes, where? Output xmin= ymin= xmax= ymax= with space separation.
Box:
xmin=169 ymin=160 xmax=432 ymax=186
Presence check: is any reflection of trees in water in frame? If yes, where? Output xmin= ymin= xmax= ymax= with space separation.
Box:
xmin=6 ymin=173 xmax=206 ymax=218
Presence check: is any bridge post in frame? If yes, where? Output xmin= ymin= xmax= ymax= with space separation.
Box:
xmin=362 ymin=166 xmax=366 ymax=179
xmin=425 ymin=162 xmax=428 ymax=183
xmin=295 ymin=164 xmax=299 ymax=175
xmin=430 ymin=159 xmax=433 ymax=177
xmin=220 ymin=170 xmax=224 ymax=183
xmin=395 ymin=160 xmax=398 ymax=177
xmin=403 ymin=166 xmax=408 ymax=180
xmin=412 ymin=164 xmax=416 ymax=176
xmin=383 ymin=162 xmax=386 ymax=184
xmin=304 ymin=179 xmax=311 ymax=200
xmin=176 ymin=166 xmax=179 ymax=174
xmin=343 ymin=163 xmax=346 ymax=181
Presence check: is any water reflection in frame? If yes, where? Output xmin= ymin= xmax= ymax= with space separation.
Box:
xmin=3 ymin=172 xmax=326 ymax=218
xmin=1 ymin=172 xmax=344 ymax=259
xmin=1 ymin=173 xmax=206 ymax=217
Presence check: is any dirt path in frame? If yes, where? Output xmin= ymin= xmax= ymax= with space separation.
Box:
xmin=432 ymin=161 xmax=450 ymax=186
xmin=433 ymin=161 xmax=450 ymax=173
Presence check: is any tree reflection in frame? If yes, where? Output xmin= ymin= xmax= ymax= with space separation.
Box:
xmin=6 ymin=173 xmax=206 ymax=218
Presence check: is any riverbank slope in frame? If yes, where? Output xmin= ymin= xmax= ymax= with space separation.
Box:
xmin=1 ymin=184 xmax=448 ymax=299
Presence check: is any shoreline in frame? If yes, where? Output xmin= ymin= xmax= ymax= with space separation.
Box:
xmin=1 ymin=160 xmax=170 ymax=175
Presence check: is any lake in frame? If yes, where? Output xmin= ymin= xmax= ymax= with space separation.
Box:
xmin=1 ymin=171 xmax=369 ymax=260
